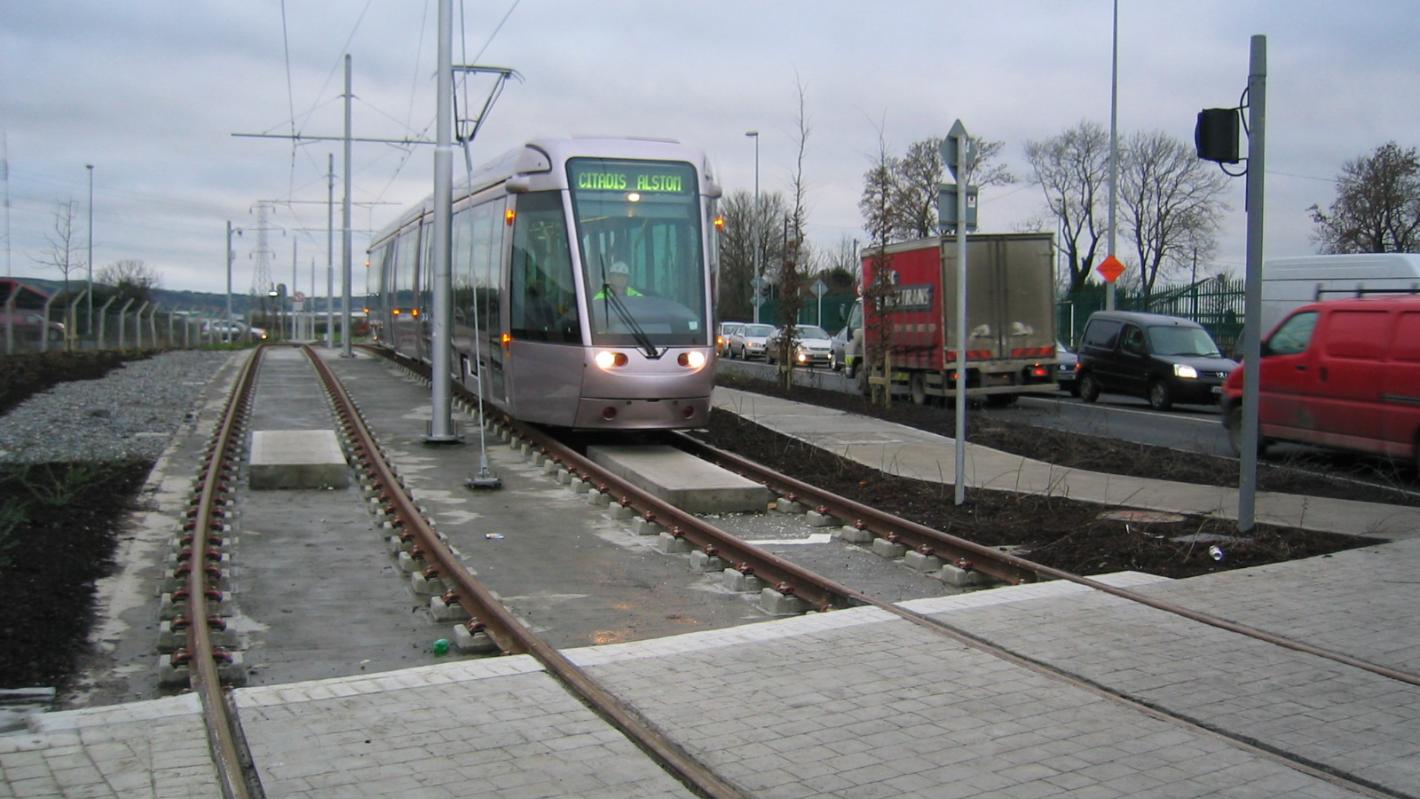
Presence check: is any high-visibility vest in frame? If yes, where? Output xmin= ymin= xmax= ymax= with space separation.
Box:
xmin=592 ymin=286 xmax=643 ymax=300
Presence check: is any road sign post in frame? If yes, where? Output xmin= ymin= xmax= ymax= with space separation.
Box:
xmin=946 ymin=120 xmax=972 ymax=506
xmin=811 ymin=278 xmax=827 ymax=326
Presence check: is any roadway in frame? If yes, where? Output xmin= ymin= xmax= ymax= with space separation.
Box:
xmin=715 ymin=357 xmax=1233 ymax=456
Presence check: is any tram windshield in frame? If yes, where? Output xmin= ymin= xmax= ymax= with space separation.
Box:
xmin=568 ymin=158 xmax=707 ymax=349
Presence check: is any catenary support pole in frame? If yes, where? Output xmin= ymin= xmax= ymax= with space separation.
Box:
xmin=426 ymin=0 xmax=459 ymax=443
xmin=327 ymin=153 xmax=335 ymax=348
xmin=341 ymin=54 xmax=354 ymax=358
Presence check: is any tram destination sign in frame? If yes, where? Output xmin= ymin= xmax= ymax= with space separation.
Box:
xmin=569 ymin=159 xmax=693 ymax=195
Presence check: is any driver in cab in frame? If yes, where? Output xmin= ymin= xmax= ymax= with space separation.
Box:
xmin=594 ymin=261 xmax=643 ymax=299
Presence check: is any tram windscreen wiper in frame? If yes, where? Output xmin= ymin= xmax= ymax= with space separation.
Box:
xmin=598 ymin=256 xmax=659 ymax=359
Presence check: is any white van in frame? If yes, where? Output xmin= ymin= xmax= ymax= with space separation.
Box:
xmin=1260 ymin=254 xmax=1420 ymax=336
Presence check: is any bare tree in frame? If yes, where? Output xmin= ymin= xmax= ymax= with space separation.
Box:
xmin=859 ymin=125 xmax=897 ymax=405
xmin=822 ymin=234 xmax=861 ymax=288
xmin=1119 ymin=130 xmax=1228 ymax=298
xmin=891 ymin=135 xmax=1014 ymax=240
xmin=715 ymin=190 xmax=787 ymax=322
xmin=38 ymin=200 xmax=83 ymax=300
xmin=1026 ymin=120 xmax=1109 ymax=293
xmin=97 ymin=259 xmax=161 ymax=305
xmin=1309 ymin=141 xmax=1420 ymax=253
xmin=775 ymin=76 xmax=812 ymax=390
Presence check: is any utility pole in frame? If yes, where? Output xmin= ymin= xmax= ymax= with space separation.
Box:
xmin=86 ymin=164 xmax=94 ymax=336
xmin=426 ymin=0 xmax=459 ymax=443
xmin=291 ymin=239 xmax=298 ymax=340
xmin=327 ymin=153 xmax=335 ymax=348
xmin=1106 ymin=0 xmax=1119 ymax=311
xmin=225 ymin=221 xmax=237 ymax=339
xmin=2 ymin=133 xmax=10 ymax=279
xmin=1237 ymin=35 xmax=1268 ymax=532
xmin=341 ymin=54 xmax=353 ymax=358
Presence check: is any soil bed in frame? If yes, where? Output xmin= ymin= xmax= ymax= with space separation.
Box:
xmin=697 ymin=374 xmax=1383 ymax=582
xmin=0 ymin=460 xmax=153 ymax=689
xmin=714 ymin=371 xmax=1420 ymax=507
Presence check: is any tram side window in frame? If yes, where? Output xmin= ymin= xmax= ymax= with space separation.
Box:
xmin=393 ymin=227 xmax=420 ymax=312
xmin=510 ymin=191 xmax=579 ymax=343
xmin=452 ymin=206 xmax=474 ymax=331
xmin=468 ymin=201 xmax=502 ymax=335
xmin=418 ymin=220 xmax=433 ymax=318
xmin=366 ymin=244 xmax=389 ymax=332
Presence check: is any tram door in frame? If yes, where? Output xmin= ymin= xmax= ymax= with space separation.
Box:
xmin=457 ymin=199 xmax=508 ymax=404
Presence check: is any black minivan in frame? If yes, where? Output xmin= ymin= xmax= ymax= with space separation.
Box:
xmin=1075 ymin=311 xmax=1237 ymax=410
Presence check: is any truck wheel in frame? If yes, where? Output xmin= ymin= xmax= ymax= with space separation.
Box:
xmin=1147 ymin=380 xmax=1174 ymax=411
xmin=1078 ymin=373 xmax=1100 ymax=403
xmin=910 ymin=373 xmax=927 ymax=405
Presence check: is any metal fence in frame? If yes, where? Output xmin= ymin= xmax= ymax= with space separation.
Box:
xmin=2 ymin=285 xmax=263 ymax=355
xmin=1057 ymin=275 xmax=1246 ymax=352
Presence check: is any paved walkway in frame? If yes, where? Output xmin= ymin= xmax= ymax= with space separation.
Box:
xmin=5 ymin=364 xmax=1418 ymax=798
xmin=712 ymin=387 xmax=1420 ymax=540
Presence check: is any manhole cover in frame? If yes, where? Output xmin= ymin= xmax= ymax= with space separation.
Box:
xmin=1098 ymin=509 xmax=1187 ymax=524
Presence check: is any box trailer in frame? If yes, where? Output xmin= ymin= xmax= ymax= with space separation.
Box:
xmin=860 ymin=233 xmax=1058 ymax=405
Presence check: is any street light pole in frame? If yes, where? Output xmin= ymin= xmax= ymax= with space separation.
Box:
xmin=1106 ymin=0 xmax=1119 ymax=311
xmin=86 ymin=164 xmax=93 ymax=337
xmin=745 ymin=130 xmax=759 ymax=324
xmin=225 ymin=220 xmax=240 ymax=342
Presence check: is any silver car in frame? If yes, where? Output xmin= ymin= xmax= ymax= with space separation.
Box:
xmin=731 ymin=323 xmax=776 ymax=360
xmin=767 ymin=324 xmax=833 ymax=367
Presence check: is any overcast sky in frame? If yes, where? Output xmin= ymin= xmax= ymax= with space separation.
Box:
xmin=3 ymin=1 xmax=1417 ymax=297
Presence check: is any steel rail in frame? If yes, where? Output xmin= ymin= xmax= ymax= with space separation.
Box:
xmin=371 ymin=345 xmax=1415 ymax=797
xmin=674 ymin=431 xmax=1420 ymax=689
xmin=675 ymin=433 xmax=1040 ymax=586
xmin=186 ymin=345 xmax=265 ymax=799
xmin=515 ymin=421 xmax=864 ymax=613
xmin=302 ymin=346 xmax=749 ymax=799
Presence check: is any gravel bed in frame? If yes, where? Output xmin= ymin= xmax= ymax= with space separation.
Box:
xmin=0 ymin=350 xmax=235 ymax=463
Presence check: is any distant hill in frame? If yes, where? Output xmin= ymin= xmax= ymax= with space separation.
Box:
xmin=8 ymin=276 xmax=348 ymax=317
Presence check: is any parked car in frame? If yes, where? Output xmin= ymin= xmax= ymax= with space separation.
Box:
xmin=730 ymin=323 xmax=775 ymax=360
xmin=716 ymin=321 xmax=744 ymax=357
xmin=0 ymin=311 xmax=64 ymax=343
xmin=1056 ymin=341 xmax=1079 ymax=395
xmin=766 ymin=324 xmax=832 ymax=367
xmin=1075 ymin=310 xmax=1236 ymax=410
xmin=1221 ymin=295 xmax=1420 ymax=473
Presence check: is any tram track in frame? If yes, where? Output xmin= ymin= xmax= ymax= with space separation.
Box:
xmin=163 ymin=344 xmax=1415 ymax=799
xmin=377 ymin=346 xmax=1418 ymax=798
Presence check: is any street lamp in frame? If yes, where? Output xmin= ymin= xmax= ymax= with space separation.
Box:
xmin=86 ymin=164 xmax=93 ymax=338
xmin=745 ymin=130 xmax=759 ymax=324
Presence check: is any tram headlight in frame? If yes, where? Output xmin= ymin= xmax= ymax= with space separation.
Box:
xmin=595 ymin=350 xmax=629 ymax=370
xmin=677 ymin=351 xmax=707 ymax=370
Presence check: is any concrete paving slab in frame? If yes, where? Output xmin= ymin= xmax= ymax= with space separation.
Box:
xmin=588 ymin=443 xmax=771 ymax=514
xmin=249 ymin=429 xmax=349 ymax=490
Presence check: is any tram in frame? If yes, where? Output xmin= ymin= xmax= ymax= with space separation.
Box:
xmin=366 ymin=136 xmax=722 ymax=429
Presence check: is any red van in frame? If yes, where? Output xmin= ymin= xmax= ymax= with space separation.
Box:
xmin=1221 ymin=295 xmax=1420 ymax=474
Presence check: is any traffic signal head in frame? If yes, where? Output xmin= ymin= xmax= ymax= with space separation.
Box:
xmin=1195 ymin=108 xmax=1240 ymax=164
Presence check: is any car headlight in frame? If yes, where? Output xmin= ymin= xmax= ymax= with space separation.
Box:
xmin=1173 ymin=364 xmax=1198 ymax=379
